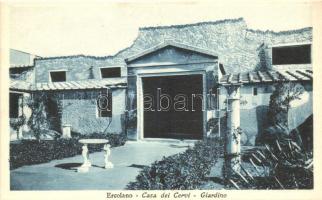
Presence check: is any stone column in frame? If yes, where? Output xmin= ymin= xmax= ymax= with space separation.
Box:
xmin=223 ymin=84 xmax=241 ymax=179
xmin=60 ymin=93 xmax=72 ymax=139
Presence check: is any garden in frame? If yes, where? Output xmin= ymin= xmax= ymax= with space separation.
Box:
xmin=10 ymin=132 xmax=127 ymax=170
xmin=9 ymin=82 xmax=313 ymax=190
xmin=126 ymin=82 xmax=313 ymax=190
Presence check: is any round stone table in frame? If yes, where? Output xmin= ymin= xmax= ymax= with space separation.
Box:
xmin=77 ymin=139 xmax=114 ymax=173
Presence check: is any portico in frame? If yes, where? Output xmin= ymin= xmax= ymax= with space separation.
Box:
xmin=125 ymin=40 xmax=219 ymax=140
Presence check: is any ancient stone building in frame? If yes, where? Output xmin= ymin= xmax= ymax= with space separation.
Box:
xmin=9 ymin=18 xmax=313 ymax=145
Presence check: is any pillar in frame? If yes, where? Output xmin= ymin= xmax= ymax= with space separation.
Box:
xmin=61 ymin=124 xmax=71 ymax=138
xmin=222 ymin=84 xmax=241 ymax=179
xmin=60 ymin=92 xmax=71 ymax=139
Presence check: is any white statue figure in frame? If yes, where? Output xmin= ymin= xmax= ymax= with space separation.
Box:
xmin=104 ymin=144 xmax=114 ymax=169
xmin=77 ymin=144 xmax=91 ymax=173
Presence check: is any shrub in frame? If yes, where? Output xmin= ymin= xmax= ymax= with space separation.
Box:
xmin=207 ymin=117 xmax=226 ymax=136
xmin=228 ymin=138 xmax=313 ymax=189
xmin=126 ymin=137 xmax=223 ymax=190
xmin=10 ymin=139 xmax=82 ymax=170
xmin=267 ymin=82 xmax=304 ymax=130
xmin=269 ymin=139 xmax=313 ymax=189
xmin=10 ymin=132 xmax=127 ymax=170
xmin=106 ymin=133 xmax=127 ymax=147
xmin=262 ymin=124 xmax=290 ymax=145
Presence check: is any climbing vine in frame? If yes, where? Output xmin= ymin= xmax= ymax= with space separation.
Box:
xmin=267 ymin=82 xmax=304 ymax=128
xmin=232 ymin=127 xmax=243 ymax=145
xmin=26 ymin=92 xmax=50 ymax=140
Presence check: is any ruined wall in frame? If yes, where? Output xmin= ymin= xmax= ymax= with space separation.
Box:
xmin=132 ymin=19 xmax=312 ymax=74
xmin=49 ymin=88 xmax=126 ymax=135
xmin=247 ymin=27 xmax=312 ymax=72
xmin=34 ymin=18 xmax=312 ymax=77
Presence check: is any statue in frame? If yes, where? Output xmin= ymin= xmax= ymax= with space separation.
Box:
xmin=104 ymin=144 xmax=114 ymax=169
xmin=77 ymin=144 xmax=91 ymax=173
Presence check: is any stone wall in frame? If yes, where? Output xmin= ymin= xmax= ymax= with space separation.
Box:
xmin=30 ymin=17 xmax=313 ymax=142
xmin=34 ymin=18 xmax=312 ymax=77
xmin=34 ymin=56 xmax=127 ymax=83
xmin=132 ymin=18 xmax=312 ymax=74
xmin=47 ymin=88 xmax=126 ymax=135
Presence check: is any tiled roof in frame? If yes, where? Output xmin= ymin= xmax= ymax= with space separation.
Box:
xmin=219 ymin=69 xmax=313 ymax=85
xmin=10 ymin=78 xmax=127 ymax=92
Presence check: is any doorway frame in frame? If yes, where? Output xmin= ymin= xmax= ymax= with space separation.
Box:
xmin=136 ymin=70 xmax=207 ymax=140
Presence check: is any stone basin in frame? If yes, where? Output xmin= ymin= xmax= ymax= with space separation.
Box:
xmin=78 ymin=139 xmax=109 ymax=144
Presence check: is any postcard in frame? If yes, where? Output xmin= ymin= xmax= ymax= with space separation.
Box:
xmin=1 ymin=1 xmax=322 ymax=200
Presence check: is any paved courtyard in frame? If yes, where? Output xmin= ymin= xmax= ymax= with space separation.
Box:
xmin=10 ymin=141 xmax=191 ymax=190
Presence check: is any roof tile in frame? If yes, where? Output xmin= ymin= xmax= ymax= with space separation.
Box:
xmin=10 ymin=78 xmax=127 ymax=91
xmin=220 ymin=69 xmax=312 ymax=85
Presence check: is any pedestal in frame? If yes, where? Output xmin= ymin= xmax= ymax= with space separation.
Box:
xmin=61 ymin=124 xmax=71 ymax=139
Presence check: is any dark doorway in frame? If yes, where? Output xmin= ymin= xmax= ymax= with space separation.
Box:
xmin=46 ymin=97 xmax=61 ymax=133
xmin=143 ymin=74 xmax=203 ymax=139
xmin=9 ymin=93 xmax=22 ymax=118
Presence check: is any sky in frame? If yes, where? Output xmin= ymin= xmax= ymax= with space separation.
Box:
xmin=9 ymin=1 xmax=313 ymax=57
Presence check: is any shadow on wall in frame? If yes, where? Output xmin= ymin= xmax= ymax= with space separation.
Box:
xmin=255 ymin=105 xmax=269 ymax=145
xmin=240 ymin=105 xmax=269 ymax=146
xmin=291 ymin=114 xmax=313 ymax=151
xmin=46 ymin=96 xmax=62 ymax=133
